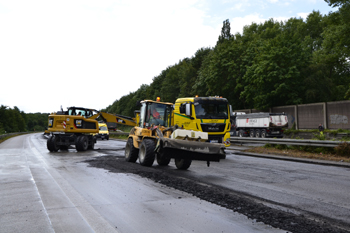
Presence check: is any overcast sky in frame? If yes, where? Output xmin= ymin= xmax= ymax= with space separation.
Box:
xmin=0 ymin=0 xmax=334 ymax=113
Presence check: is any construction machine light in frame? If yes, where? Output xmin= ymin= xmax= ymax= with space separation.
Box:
xmin=195 ymin=95 xmax=198 ymax=97
xmin=156 ymin=97 xmax=161 ymax=102
xmin=48 ymin=118 xmax=53 ymax=127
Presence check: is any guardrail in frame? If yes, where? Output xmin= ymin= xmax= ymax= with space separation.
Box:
xmin=230 ymin=137 xmax=346 ymax=147
xmin=109 ymin=132 xmax=130 ymax=136
xmin=0 ymin=132 xmax=30 ymax=140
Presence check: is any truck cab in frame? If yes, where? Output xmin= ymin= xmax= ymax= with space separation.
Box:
xmin=174 ymin=97 xmax=232 ymax=147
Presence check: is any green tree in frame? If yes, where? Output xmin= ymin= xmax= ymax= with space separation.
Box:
xmin=217 ymin=19 xmax=232 ymax=45
xmin=241 ymin=18 xmax=310 ymax=109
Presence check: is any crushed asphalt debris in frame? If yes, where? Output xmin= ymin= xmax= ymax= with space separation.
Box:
xmin=84 ymin=154 xmax=350 ymax=233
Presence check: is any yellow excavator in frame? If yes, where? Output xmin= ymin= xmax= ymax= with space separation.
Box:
xmin=46 ymin=106 xmax=136 ymax=152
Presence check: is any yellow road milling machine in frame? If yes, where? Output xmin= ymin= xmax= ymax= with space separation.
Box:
xmin=125 ymin=98 xmax=226 ymax=170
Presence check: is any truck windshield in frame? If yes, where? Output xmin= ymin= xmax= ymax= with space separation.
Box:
xmin=145 ymin=103 xmax=172 ymax=127
xmin=99 ymin=126 xmax=108 ymax=131
xmin=194 ymin=102 xmax=228 ymax=119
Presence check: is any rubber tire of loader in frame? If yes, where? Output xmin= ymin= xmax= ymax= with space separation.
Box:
xmin=47 ymin=135 xmax=59 ymax=152
xmin=76 ymin=135 xmax=88 ymax=151
xmin=125 ymin=138 xmax=139 ymax=163
xmin=156 ymin=152 xmax=171 ymax=166
xmin=138 ymin=139 xmax=155 ymax=167
xmin=175 ymin=158 xmax=192 ymax=170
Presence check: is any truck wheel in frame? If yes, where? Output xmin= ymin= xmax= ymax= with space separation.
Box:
xmin=238 ymin=130 xmax=244 ymax=137
xmin=47 ymin=135 xmax=59 ymax=152
xmin=88 ymin=142 xmax=95 ymax=150
xmin=76 ymin=135 xmax=88 ymax=151
xmin=156 ymin=152 xmax=171 ymax=166
xmin=261 ymin=130 xmax=266 ymax=138
xmin=175 ymin=159 xmax=192 ymax=170
xmin=138 ymin=139 xmax=155 ymax=166
xmin=125 ymin=138 xmax=139 ymax=163
xmin=255 ymin=130 xmax=261 ymax=138
xmin=250 ymin=130 xmax=255 ymax=138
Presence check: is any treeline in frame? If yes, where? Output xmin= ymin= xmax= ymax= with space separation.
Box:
xmin=103 ymin=1 xmax=349 ymax=117
xmin=0 ymin=105 xmax=49 ymax=134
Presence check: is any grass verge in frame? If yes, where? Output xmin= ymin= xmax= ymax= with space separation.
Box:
xmin=245 ymin=144 xmax=350 ymax=163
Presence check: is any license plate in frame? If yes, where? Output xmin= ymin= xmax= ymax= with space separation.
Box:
xmin=271 ymin=131 xmax=280 ymax=134
xmin=210 ymin=140 xmax=218 ymax=143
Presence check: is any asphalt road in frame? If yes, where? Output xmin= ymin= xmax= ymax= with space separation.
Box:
xmin=1 ymin=133 xmax=288 ymax=233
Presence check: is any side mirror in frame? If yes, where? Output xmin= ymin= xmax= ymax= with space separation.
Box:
xmin=185 ymin=103 xmax=191 ymax=117
xmin=229 ymin=105 xmax=233 ymax=116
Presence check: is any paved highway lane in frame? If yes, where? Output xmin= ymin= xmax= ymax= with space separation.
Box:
xmin=183 ymin=148 xmax=350 ymax=226
xmin=0 ymin=133 xmax=285 ymax=233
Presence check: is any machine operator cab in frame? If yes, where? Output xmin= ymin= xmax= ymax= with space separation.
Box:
xmin=138 ymin=100 xmax=173 ymax=129
xmin=66 ymin=107 xmax=97 ymax=118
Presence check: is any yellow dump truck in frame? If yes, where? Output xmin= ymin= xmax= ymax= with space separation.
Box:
xmin=174 ymin=96 xmax=232 ymax=147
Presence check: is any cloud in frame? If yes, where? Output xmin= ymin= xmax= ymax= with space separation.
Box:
xmin=0 ymin=0 xmax=219 ymax=113
xmin=230 ymin=13 xmax=268 ymax=34
xmin=297 ymin=12 xmax=310 ymax=20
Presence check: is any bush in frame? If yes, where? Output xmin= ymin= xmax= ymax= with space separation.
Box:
xmin=334 ymin=142 xmax=350 ymax=157
xmin=275 ymin=144 xmax=288 ymax=150
xmin=313 ymin=133 xmax=326 ymax=140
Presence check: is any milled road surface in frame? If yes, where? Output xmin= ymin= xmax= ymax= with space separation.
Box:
xmin=87 ymin=149 xmax=350 ymax=233
xmin=1 ymin=133 xmax=288 ymax=233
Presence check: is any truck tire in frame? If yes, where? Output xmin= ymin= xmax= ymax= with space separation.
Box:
xmin=76 ymin=135 xmax=88 ymax=151
xmin=261 ymin=130 xmax=266 ymax=138
xmin=125 ymin=138 xmax=139 ymax=163
xmin=47 ymin=135 xmax=59 ymax=152
xmin=238 ymin=130 xmax=244 ymax=137
xmin=250 ymin=130 xmax=255 ymax=138
xmin=88 ymin=142 xmax=95 ymax=150
xmin=255 ymin=130 xmax=261 ymax=138
xmin=175 ymin=159 xmax=192 ymax=170
xmin=156 ymin=152 xmax=171 ymax=166
xmin=138 ymin=139 xmax=155 ymax=166
xmin=88 ymin=136 xmax=95 ymax=150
